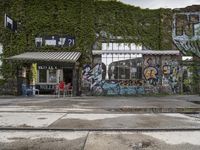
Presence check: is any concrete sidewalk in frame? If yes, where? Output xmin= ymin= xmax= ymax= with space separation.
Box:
xmin=0 ymin=112 xmax=200 ymax=130
xmin=0 ymin=95 xmax=199 ymax=130
xmin=0 ymin=95 xmax=200 ymax=150
xmin=0 ymin=95 xmax=199 ymax=113
xmin=1 ymin=131 xmax=200 ymax=150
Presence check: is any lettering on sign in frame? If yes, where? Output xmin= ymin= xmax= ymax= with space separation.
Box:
xmin=38 ymin=66 xmax=58 ymax=70
xmin=35 ymin=36 xmax=75 ymax=47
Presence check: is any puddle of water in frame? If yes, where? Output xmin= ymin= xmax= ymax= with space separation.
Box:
xmin=0 ymin=103 xmax=10 ymax=106
xmin=37 ymin=117 xmax=47 ymax=120
xmin=8 ymin=137 xmax=26 ymax=140
xmin=190 ymin=101 xmax=200 ymax=104
xmin=17 ymin=124 xmax=32 ymax=128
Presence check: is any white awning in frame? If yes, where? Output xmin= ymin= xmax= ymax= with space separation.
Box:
xmin=7 ymin=52 xmax=81 ymax=63
xmin=92 ymin=50 xmax=180 ymax=55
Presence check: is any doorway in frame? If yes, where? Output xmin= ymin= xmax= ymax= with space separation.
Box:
xmin=63 ymin=68 xmax=73 ymax=84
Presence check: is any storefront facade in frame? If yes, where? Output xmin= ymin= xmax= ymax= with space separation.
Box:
xmin=36 ymin=62 xmax=74 ymax=94
xmin=7 ymin=52 xmax=81 ymax=96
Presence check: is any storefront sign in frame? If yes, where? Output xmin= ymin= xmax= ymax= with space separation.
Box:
xmin=35 ymin=36 xmax=75 ymax=47
xmin=38 ymin=65 xmax=58 ymax=70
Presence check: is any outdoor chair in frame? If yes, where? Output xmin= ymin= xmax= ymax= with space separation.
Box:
xmin=22 ymin=84 xmax=32 ymax=96
xmin=32 ymin=87 xmax=40 ymax=95
xmin=55 ymin=81 xmax=65 ymax=97
xmin=65 ymin=82 xmax=73 ymax=97
xmin=54 ymin=84 xmax=59 ymax=97
xmin=22 ymin=84 xmax=40 ymax=96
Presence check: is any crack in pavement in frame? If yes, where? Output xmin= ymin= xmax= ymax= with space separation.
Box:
xmin=48 ymin=113 xmax=68 ymax=127
xmin=83 ymin=132 xmax=90 ymax=150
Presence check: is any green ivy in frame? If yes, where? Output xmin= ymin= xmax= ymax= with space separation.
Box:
xmin=189 ymin=63 xmax=200 ymax=93
xmin=94 ymin=1 xmax=173 ymax=50
xmin=0 ymin=0 xmax=173 ymax=78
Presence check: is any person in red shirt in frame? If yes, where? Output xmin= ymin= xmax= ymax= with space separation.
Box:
xmin=59 ymin=81 xmax=65 ymax=90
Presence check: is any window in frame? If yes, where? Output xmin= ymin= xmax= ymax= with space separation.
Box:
xmin=48 ymin=69 xmax=57 ymax=83
xmin=101 ymin=43 xmax=142 ymax=51
xmin=101 ymin=42 xmax=143 ymax=80
xmin=39 ymin=69 xmax=47 ymax=83
xmin=38 ymin=68 xmax=59 ymax=83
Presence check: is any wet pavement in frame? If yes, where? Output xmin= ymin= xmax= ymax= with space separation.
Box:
xmin=49 ymin=113 xmax=200 ymax=130
xmin=0 ymin=112 xmax=200 ymax=130
xmin=1 ymin=131 xmax=200 ymax=150
xmin=0 ymin=95 xmax=200 ymax=150
xmin=0 ymin=95 xmax=199 ymax=129
xmin=0 ymin=95 xmax=200 ymax=113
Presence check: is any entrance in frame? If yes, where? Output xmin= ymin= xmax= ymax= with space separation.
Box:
xmin=63 ymin=68 xmax=73 ymax=84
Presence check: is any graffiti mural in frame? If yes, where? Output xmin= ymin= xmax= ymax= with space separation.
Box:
xmin=144 ymin=67 xmax=158 ymax=80
xmin=163 ymin=65 xmax=171 ymax=75
xmin=144 ymin=57 xmax=155 ymax=67
xmin=82 ymin=63 xmax=104 ymax=95
xmin=82 ymin=64 xmax=92 ymax=88
xmin=82 ymin=55 xmax=180 ymax=95
xmin=143 ymin=57 xmax=159 ymax=86
xmin=91 ymin=79 xmax=145 ymax=96
xmin=172 ymin=12 xmax=200 ymax=57
xmin=90 ymin=63 xmax=103 ymax=89
xmin=82 ymin=62 xmax=146 ymax=95
xmin=162 ymin=59 xmax=179 ymax=93
xmin=102 ymin=81 xmax=120 ymax=95
xmin=144 ymin=86 xmax=159 ymax=94
xmin=120 ymin=86 xmax=145 ymax=95
xmin=142 ymin=56 xmax=180 ymax=93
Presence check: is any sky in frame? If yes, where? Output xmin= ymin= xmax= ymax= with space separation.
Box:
xmin=119 ymin=0 xmax=200 ymax=9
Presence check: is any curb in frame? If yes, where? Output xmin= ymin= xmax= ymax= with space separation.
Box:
xmin=107 ymin=107 xmax=200 ymax=113
xmin=0 ymin=127 xmax=200 ymax=132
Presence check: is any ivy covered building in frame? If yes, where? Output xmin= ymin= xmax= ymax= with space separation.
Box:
xmin=0 ymin=0 xmax=199 ymax=95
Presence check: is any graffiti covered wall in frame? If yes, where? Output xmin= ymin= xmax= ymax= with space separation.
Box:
xmin=172 ymin=12 xmax=200 ymax=57
xmin=143 ymin=56 xmax=160 ymax=86
xmin=92 ymin=79 xmax=145 ymax=96
xmin=143 ymin=55 xmax=180 ymax=94
xmin=162 ymin=57 xmax=180 ymax=93
xmin=82 ymin=63 xmax=103 ymax=94
xmin=82 ymin=63 xmax=145 ymax=95
xmin=82 ymin=55 xmax=180 ymax=96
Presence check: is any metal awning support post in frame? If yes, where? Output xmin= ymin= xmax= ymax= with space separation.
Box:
xmin=72 ymin=62 xmax=80 ymax=96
